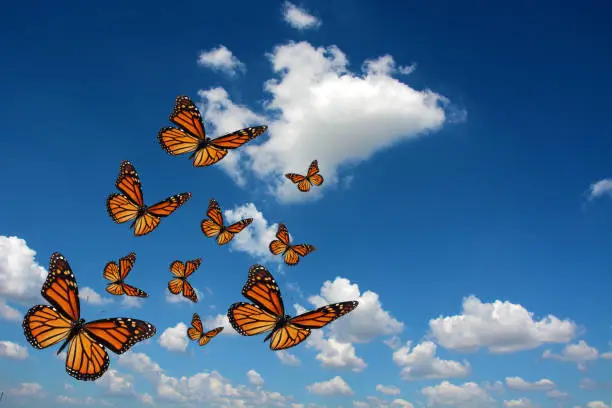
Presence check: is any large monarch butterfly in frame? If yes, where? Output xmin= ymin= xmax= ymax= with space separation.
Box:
xmin=103 ymin=252 xmax=148 ymax=298
xmin=227 ymin=265 xmax=358 ymax=350
xmin=22 ymin=253 xmax=156 ymax=381
xmin=167 ymin=258 xmax=201 ymax=303
xmin=187 ymin=313 xmax=223 ymax=347
xmin=106 ymin=160 xmax=192 ymax=236
xmin=201 ymin=198 xmax=253 ymax=246
xmin=158 ymin=95 xmax=268 ymax=167
xmin=269 ymin=223 xmax=316 ymax=266
xmin=285 ymin=160 xmax=324 ymax=192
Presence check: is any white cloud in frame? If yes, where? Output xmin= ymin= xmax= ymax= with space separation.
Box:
xmin=223 ymin=202 xmax=279 ymax=262
xmin=9 ymin=382 xmax=44 ymax=397
xmin=197 ymin=87 xmax=267 ymax=186
xmin=503 ymin=398 xmax=538 ymax=408
xmin=308 ymin=277 xmax=403 ymax=343
xmin=247 ymin=370 xmax=265 ymax=387
xmin=505 ymin=377 xmax=556 ymax=392
xmin=362 ymin=55 xmax=416 ymax=77
xmin=0 ymin=236 xmax=46 ymax=304
xmin=276 ymin=350 xmax=301 ymax=366
xmin=421 ymin=381 xmax=497 ymax=408
xmin=384 ymin=336 xmax=402 ymax=350
xmin=121 ymin=296 xmax=144 ymax=308
xmin=306 ymin=330 xmax=367 ymax=372
xmin=587 ymin=403 xmax=611 ymax=408
xmin=392 ymin=341 xmax=470 ymax=381
xmin=197 ymin=45 xmax=246 ymax=76
xmin=159 ymin=322 xmax=189 ymax=352
xmin=429 ymin=295 xmax=577 ymax=353
xmin=197 ymin=41 xmax=451 ymax=203
xmin=376 ymin=384 xmax=401 ymax=396
xmin=542 ymin=340 xmax=606 ymax=370
xmin=203 ymin=313 xmax=238 ymax=335
xmin=0 ymin=299 xmax=21 ymax=321
xmin=546 ymin=389 xmax=570 ymax=400
xmin=353 ymin=396 xmax=415 ymax=408
xmin=79 ymin=286 xmax=113 ymax=305
xmin=307 ymin=376 xmax=354 ymax=396
xmin=282 ymin=1 xmax=321 ymax=30
xmin=588 ymin=178 xmax=612 ymax=200
xmin=0 ymin=341 xmax=28 ymax=359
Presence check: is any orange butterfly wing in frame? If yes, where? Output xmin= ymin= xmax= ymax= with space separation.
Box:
xmin=115 ymin=161 xmax=144 ymax=207
xmin=228 ymin=302 xmax=279 ymax=336
xmin=268 ymin=323 xmax=312 ymax=350
xmin=64 ymin=331 xmax=110 ymax=381
xmin=120 ymin=283 xmax=148 ymax=298
xmin=42 ymin=252 xmax=80 ymax=322
xmin=191 ymin=126 xmax=268 ymax=167
xmin=241 ymin=264 xmax=285 ymax=316
xmin=147 ymin=193 xmax=192 ymax=217
xmin=284 ymin=244 xmax=317 ymax=266
xmin=289 ymin=301 xmax=359 ymax=328
xmin=182 ymin=280 xmax=198 ymax=303
xmin=199 ymin=327 xmax=224 ymax=346
xmin=169 ymin=95 xmax=206 ymax=139
xmin=168 ymin=278 xmax=184 ymax=295
xmin=184 ymin=258 xmax=201 ymax=278
xmin=188 ymin=313 xmax=204 ymax=340
xmin=22 ymin=305 xmax=72 ymax=349
xmin=269 ymin=223 xmax=290 ymax=255
xmin=217 ymin=218 xmax=253 ymax=245
xmin=201 ymin=198 xmax=224 ymax=238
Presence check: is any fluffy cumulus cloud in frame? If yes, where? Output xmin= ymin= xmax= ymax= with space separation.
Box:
xmin=306 ymin=330 xmax=367 ymax=372
xmin=308 ymin=277 xmax=404 ymax=343
xmin=307 ymin=376 xmax=354 ymax=396
xmin=505 ymin=377 xmax=556 ymax=392
xmin=588 ymin=178 xmax=612 ymax=200
xmin=392 ymin=341 xmax=470 ymax=381
xmin=0 ymin=299 xmax=21 ymax=321
xmin=376 ymin=384 xmax=401 ymax=396
xmin=197 ymin=41 xmax=452 ymax=203
xmin=0 ymin=340 xmax=29 ymax=359
xmin=503 ymin=398 xmax=538 ymax=408
xmin=429 ymin=295 xmax=577 ymax=353
xmin=421 ymin=381 xmax=497 ymax=408
xmin=247 ymin=370 xmax=265 ymax=387
xmin=282 ymin=1 xmax=321 ymax=30
xmin=159 ymin=322 xmax=189 ymax=352
xmin=276 ymin=350 xmax=301 ymax=366
xmin=79 ymin=286 xmax=113 ymax=305
xmin=542 ymin=340 xmax=611 ymax=370
xmin=587 ymin=403 xmax=611 ymax=408
xmin=353 ymin=396 xmax=415 ymax=408
xmin=223 ymin=202 xmax=279 ymax=261
xmin=204 ymin=313 xmax=239 ymax=335
xmin=197 ymin=45 xmax=246 ymax=76
xmin=0 ymin=236 xmax=47 ymax=305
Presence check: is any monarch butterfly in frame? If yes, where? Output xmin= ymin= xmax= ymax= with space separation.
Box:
xmin=106 ymin=160 xmax=192 ymax=236
xmin=201 ymin=198 xmax=253 ymax=246
xmin=103 ymin=252 xmax=148 ymax=298
xmin=158 ymin=95 xmax=268 ymax=167
xmin=167 ymin=258 xmax=201 ymax=303
xmin=187 ymin=313 xmax=224 ymax=347
xmin=22 ymin=252 xmax=156 ymax=381
xmin=228 ymin=265 xmax=358 ymax=350
xmin=285 ymin=160 xmax=324 ymax=192
xmin=269 ymin=223 xmax=316 ymax=266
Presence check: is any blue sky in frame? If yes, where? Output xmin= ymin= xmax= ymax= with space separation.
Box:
xmin=1 ymin=0 xmax=612 ymax=407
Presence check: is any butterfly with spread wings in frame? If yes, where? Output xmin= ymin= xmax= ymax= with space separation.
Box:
xmin=187 ymin=313 xmax=223 ymax=347
xmin=158 ymin=95 xmax=268 ymax=167
xmin=269 ymin=223 xmax=316 ymax=266
xmin=228 ymin=265 xmax=358 ymax=350
xmin=106 ymin=160 xmax=192 ymax=236
xmin=22 ymin=252 xmax=156 ymax=381
xmin=167 ymin=258 xmax=201 ymax=303
xmin=201 ymin=198 xmax=253 ymax=246
xmin=103 ymin=252 xmax=148 ymax=298
xmin=285 ymin=160 xmax=324 ymax=192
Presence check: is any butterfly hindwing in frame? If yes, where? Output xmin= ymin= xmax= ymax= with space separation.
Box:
xmin=22 ymin=305 xmax=72 ymax=349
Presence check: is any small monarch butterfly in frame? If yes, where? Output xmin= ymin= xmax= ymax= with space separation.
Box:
xmin=285 ymin=160 xmax=324 ymax=192
xmin=167 ymin=258 xmax=201 ymax=303
xmin=269 ymin=223 xmax=316 ymax=266
xmin=22 ymin=252 xmax=156 ymax=381
xmin=158 ymin=95 xmax=268 ymax=167
xmin=106 ymin=160 xmax=192 ymax=236
xmin=228 ymin=265 xmax=358 ymax=350
xmin=187 ymin=313 xmax=223 ymax=347
xmin=201 ymin=198 xmax=253 ymax=246
xmin=103 ymin=252 xmax=148 ymax=298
